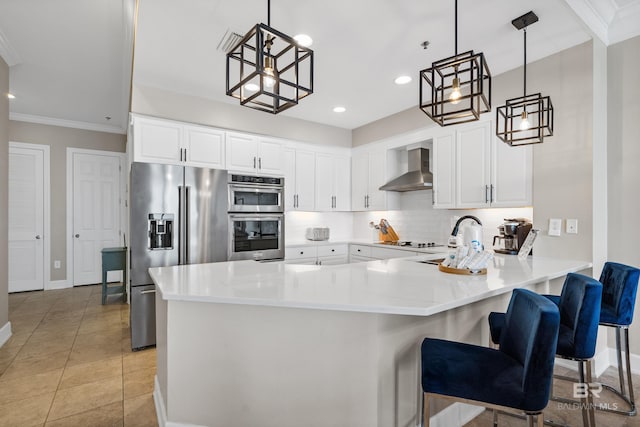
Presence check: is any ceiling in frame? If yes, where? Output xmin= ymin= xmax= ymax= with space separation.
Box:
xmin=1 ymin=0 xmax=640 ymax=134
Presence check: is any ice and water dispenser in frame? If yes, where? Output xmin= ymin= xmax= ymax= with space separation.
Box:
xmin=148 ymin=214 xmax=174 ymax=250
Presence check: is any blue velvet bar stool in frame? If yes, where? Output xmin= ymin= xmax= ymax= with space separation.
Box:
xmin=595 ymin=262 xmax=640 ymax=416
xmin=421 ymin=288 xmax=560 ymax=427
xmin=488 ymin=273 xmax=602 ymax=427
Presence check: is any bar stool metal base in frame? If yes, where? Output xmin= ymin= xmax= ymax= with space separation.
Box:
xmin=550 ymin=357 xmax=596 ymax=427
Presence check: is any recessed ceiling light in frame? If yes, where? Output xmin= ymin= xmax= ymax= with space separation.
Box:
xmin=293 ymin=34 xmax=313 ymax=47
xmin=244 ymin=83 xmax=260 ymax=92
xmin=333 ymin=106 xmax=346 ymax=113
xmin=394 ymin=75 xmax=412 ymax=85
xmin=7 ymin=93 xmax=15 ymax=99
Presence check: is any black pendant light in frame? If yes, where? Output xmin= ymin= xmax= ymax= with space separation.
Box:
xmin=496 ymin=11 xmax=553 ymax=146
xmin=419 ymin=0 xmax=492 ymax=127
xmin=226 ymin=0 xmax=314 ymax=114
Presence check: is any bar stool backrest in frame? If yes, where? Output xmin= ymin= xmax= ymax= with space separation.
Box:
xmin=600 ymin=262 xmax=640 ymax=326
xmin=499 ymin=288 xmax=560 ymax=409
xmin=557 ymin=273 xmax=602 ymax=359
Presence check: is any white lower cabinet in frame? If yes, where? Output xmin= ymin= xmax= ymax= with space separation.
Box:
xmin=349 ymin=244 xmax=418 ymax=263
xmin=285 ymin=244 xmax=349 ymax=265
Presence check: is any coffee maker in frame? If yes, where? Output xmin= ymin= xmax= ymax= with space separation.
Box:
xmin=493 ymin=218 xmax=533 ymax=255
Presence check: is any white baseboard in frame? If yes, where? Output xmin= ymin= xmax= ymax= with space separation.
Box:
xmin=45 ymin=280 xmax=71 ymax=291
xmin=429 ymin=402 xmax=485 ymax=427
xmin=554 ymin=347 xmax=640 ymax=377
xmin=0 ymin=322 xmax=12 ymax=348
xmin=607 ymin=348 xmax=640 ymax=375
xmin=154 ymin=375 xmax=207 ymax=427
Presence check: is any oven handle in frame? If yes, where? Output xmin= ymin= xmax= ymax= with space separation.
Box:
xmin=228 ymin=183 xmax=284 ymax=192
xmin=228 ymin=214 xmax=284 ymax=221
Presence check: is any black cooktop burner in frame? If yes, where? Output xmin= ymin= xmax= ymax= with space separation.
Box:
xmin=380 ymin=241 xmax=444 ymax=248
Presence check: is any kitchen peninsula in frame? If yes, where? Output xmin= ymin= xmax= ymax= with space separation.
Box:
xmin=150 ymin=254 xmax=591 ymax=427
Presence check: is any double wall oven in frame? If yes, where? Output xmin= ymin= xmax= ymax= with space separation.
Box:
xmin=227 ymin=174 xmax=284 ymax=261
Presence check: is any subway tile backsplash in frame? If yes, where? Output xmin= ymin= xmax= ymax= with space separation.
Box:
xmin=286 ymin=191 xmax=533 ymax=249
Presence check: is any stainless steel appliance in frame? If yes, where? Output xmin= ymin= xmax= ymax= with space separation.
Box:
xmin=228 ymin=174 xmax=284 ymax=212
xmin=228 ymin=214 xmax=284 ymax=260
xmin=493 ymin=218 xmax=533 ymax=255
xmin=130 ymin=162 xmax=228 ymax=350
xmin=227 ymin=173 xmax=285 ymax=261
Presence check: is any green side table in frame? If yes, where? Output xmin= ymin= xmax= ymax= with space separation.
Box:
xmin=101 ymin=247 xmax=127 ymax=304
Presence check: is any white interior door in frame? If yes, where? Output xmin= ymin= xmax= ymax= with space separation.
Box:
xmin=8 ymin=146 xmax=45 ymax=292
xmin=72 ymin=152 xmax=122 ymax=285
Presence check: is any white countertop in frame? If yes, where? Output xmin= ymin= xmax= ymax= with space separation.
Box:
xmin=149 ymin=255 xmax=591 ymax=317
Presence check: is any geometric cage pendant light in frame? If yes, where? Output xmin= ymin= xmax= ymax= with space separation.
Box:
xmin=419 ymin=0 xmax=492 ymax=127
xmin=226 ymin=0 xmax=314 ymax=114
xmin=496 ymin=11 xmax=554 ymax=146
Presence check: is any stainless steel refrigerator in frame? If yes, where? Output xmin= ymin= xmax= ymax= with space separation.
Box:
xmin=130 ymin=162 xmax=228 ymax=350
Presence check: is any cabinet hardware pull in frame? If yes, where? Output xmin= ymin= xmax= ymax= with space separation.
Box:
xmin=140 ymin=289 xmax=156 ymax=295
xmin=490 ymin=184 xmax=494 ymax=203
xmin=485 ymin=185 xmax=489 ymax=203
xmin=253 ymin=157 xmax=256 ymax=169
xmin=259 ymin=157 xmax=262 ymax=169
xmin=35 ymin=235 xmax=41 ymax=240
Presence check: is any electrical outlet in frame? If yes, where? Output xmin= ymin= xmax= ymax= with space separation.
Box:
xmin=54 ymin=260 xmax=61 ymax=269
xmin=566 ymin=219 xmax=578 ymax=234
xmin=548 ymin=218 xmax=562 ymax=237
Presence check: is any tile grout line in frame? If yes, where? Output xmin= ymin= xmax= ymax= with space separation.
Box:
xmin=43 ymin=292 xmax=88 ymax=424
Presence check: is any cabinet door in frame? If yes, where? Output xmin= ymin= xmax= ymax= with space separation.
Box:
xmin=257 ymin=138 xmax=284 ymax=175
xmin=491 ymin=137 xmax=532 ymax=207
xmin=367 ymin=151 xmax=387 ymax=210
xmin=226 ymin=132 xmax=258 ymax=173
xmin=333 ymin=155 xmax=351 ymax=211
xmin=351 ymin=154 xmax=368 ymax=211
xmin=315 ymin=154 xmax=334 ymax=211
xmin=432 ymin=133 xmax=456 ymax=209
xmin=282 ymin=148 xmax=296 ymax=211
xmin=456 ymin=123 xmax=491 ymax=208
xmin=133 ymin=117 xmax=182 ymax=164
xmin=183 ymin=125 xmax=225 ymax=169
xmin=295 ymin=151 xmax=316 ymax=211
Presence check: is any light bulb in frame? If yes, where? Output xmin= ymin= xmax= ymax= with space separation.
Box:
xmin=519 ymin=111 xmax=530 ymax=131
xmin=449 ymin=77 xmax=461 ymax=104
xmin=263 ymin=56 xmax=277 ymax=88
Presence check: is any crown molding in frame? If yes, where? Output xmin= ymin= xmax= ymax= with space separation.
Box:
xmin=0 ymin=27 xmax=21 ymax=66
xmin=565 ymin=0 xmax=611 ymax=44
xmin=10 ymin=112 xmax=126 ymax=134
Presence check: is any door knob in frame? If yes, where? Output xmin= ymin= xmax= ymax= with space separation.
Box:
xmin=35 ymin=235 xmax=41 ymax=239
xmin=75 ymin=234 xmax=80 ymax=238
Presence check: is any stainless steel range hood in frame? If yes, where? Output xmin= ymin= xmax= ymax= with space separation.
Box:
xmin=379 ymin=148 xmax=433 ymax=192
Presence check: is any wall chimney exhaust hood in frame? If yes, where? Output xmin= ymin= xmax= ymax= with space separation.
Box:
xmin=379 ymin=148 xmax=433 ymax=192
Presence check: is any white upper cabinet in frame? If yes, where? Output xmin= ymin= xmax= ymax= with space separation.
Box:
xmin=131 ymin=115 xmax=225 ymax=169
xmin=183 ymin=124 xmax=225 ymax=169
xmin=283 ymin=148 xmax=315 ymax=211
xmin=315 ymin=154 xmax=351 ymax=211
xmin=351 ymin=149 xmax=392 ymax=211
xmin=432 ymin=133 xmax=456 ymax=209
xmin=491 ymin=136 xmax=532 ymax=207
xmin=456 ymin=122 xmax=492 ymax=208
xmin=431 ymin=120 xmax=532 ymax=209
xmin=226 ymin=132 xmax=283 ymax=176
xmin=133 ymin=116 xmax=183 ymax=164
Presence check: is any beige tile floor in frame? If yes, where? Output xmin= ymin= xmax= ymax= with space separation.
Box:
xmin=464 ymin=365 xmax=640 ymax=426
xmin=0 ymin=285 xmax=158 ymax=427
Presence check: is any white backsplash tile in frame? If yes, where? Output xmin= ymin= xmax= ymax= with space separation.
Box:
xmin=286 ymin=191 xmax=533 ymax=249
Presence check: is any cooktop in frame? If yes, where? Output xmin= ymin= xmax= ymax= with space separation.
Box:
xmin=377 ymin=241 xmax=445 ymax=249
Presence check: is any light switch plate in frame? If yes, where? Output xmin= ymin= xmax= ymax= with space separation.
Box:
xmin=566 ymin=219 xmax=578 ymax=234
xmin=548 ymin=218 xmax=562 ymax=236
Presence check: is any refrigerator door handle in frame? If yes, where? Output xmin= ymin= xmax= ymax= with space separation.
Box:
xmin=178 ymin=185 xmax=185 ymax=264
xmin=184 ymin=186 xmax=190 ymax=263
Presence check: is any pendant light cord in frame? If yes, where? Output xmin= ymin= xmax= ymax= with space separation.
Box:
xmin=267 ymin=0 xmax=271 ymax=26
xmin=523 ymin=28 xmax=527 ymax=98
xmin=454 ymin=0 xmax=458 ymax=55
